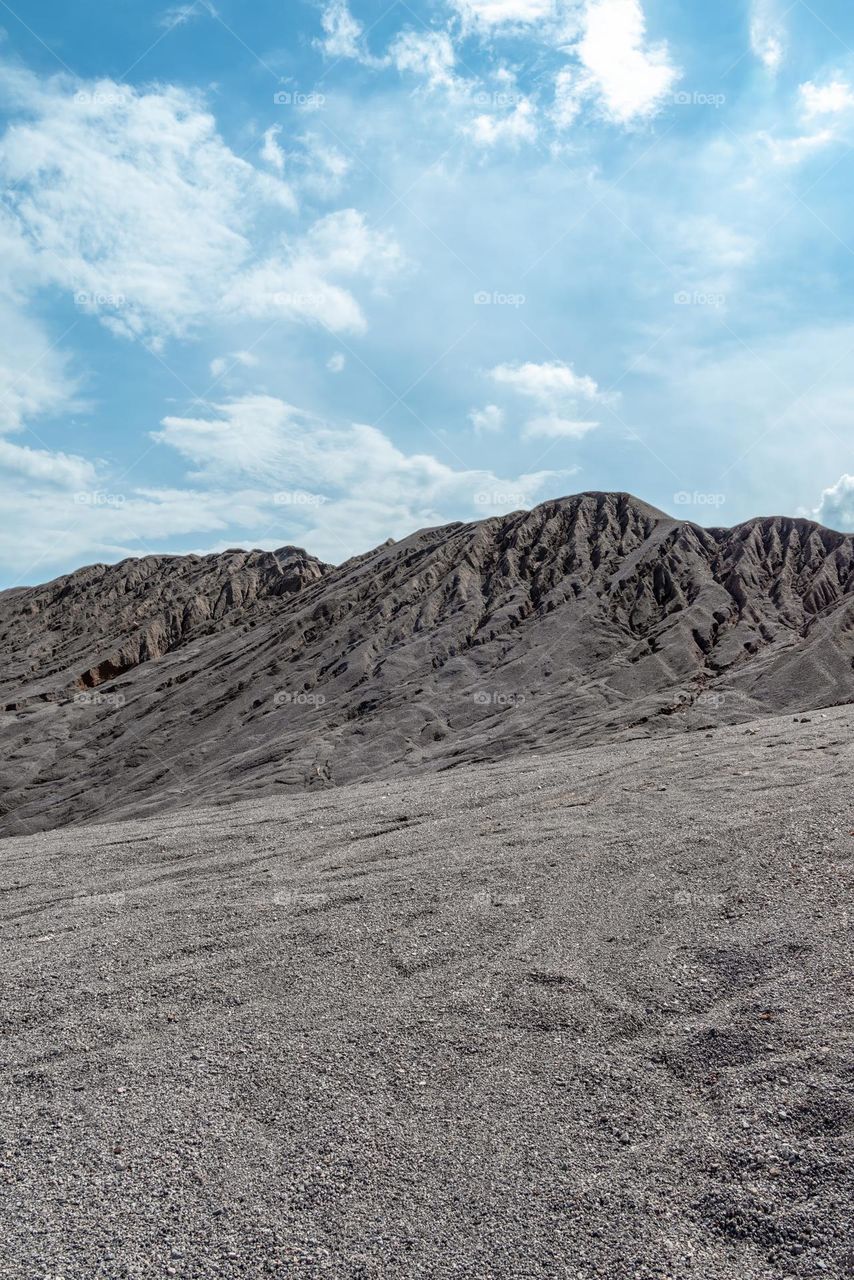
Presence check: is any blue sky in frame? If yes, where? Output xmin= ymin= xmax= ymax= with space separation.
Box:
xmin=1 ymin=0 xmax=854 ymax=586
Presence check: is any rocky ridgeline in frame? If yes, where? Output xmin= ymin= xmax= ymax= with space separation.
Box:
xmin=1 ymin=493 xmax=852 ymax=833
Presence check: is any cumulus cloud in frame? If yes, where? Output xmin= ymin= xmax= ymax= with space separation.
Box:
xmin=490 ymin=359 xmax=609 ymax=403
xmin=814 ymin=475 xmax=854 ymax=530
xmin=799 ymin=79 xmax=854 ymax=118
xmin=327 ymin=352 xmax=347 ymax=373
xmin=568 ymin=0 xmax=680 ymax=125
xmin=0 ymin=67 xmax=297 ymax=338
xmin=469 ymin=404 xmax=505 ymax=434
xmin=469 ymin=98 xmax=537 ymax=146
xmin=489 ymin=359 xmax=610 ymax=441
xmin=0 ymin=68 xmax=413 ymax=344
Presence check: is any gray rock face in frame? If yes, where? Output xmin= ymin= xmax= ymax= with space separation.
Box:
xmin=1 ymin=491 xmax=853 ymax=834
xmin=0 ymin=544 xmax=329 ymax=697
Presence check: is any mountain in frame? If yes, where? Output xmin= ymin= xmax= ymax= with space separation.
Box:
xmin=1 ymin=491 xmax=853 ymax=835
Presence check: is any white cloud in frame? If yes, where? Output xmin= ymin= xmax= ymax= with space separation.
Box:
xmin=327 ymin=352 xmax=347 ymax=373
xmin=0 ymin=480 xmax=253 ymax=577
xmin=762 ymin=127 xmax=836 ymax=166
xmin=0 ymin=438 xmax=96 ymax=488
xmin=209 ymin=351 xmax=260 ymax=379
xmin=260 ymin=124 xmax=286 ymax=173
xmin=814 ymin=474 xmax=854 ymax=530
xmin=550 ymin=1 xmax=680 ymax=129
xmin=750 ymin=0 xmax=785 ymax=72
xmin=522 ymin=415 xmax=599 ymax=439
xmin=221 ymin=209 xmax=404 ymax=333
xmin=469 ymin=98 xmax=537 ymax=146
xmin=0 ymin=62 xmax=403 ymax=345
xmin=799 ymin=79 xmax=854 ymax=118
xmin=388 ymin=31 xmax=458 ymax=91
xmin=489 ymin=359 xmax=610 ymax=442
xmin=570 ymin=0 xmax=680 ymax=125
xmin=490 ymin=359 xmax=608 ymax=403
xmin=450 ymin=0 xmax=555 ymax=27
xmin=469 ymin=403 xmax=505 ymax=434
xmin=159 ymin=1 xmax=218 ymax=28
xmin=0 ymin=305 xmax=77 ymax=433
xmin=293 ymin=137 xmax=351 ymax=198
xmin=757 ymin=78 xmax=854 ymax=167
xmin=150 ymin=394 xmax=573 ymax=560
xmin=318 ymin=0 xmax=364 ymax=59
xmin=552 ymin=66 xmax=584 ymax=129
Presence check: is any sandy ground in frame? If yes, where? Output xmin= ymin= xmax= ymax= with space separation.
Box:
xmin=1 ymin=706 xmax=852 ymax=1279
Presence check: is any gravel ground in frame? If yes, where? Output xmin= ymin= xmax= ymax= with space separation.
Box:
xmin=1 ymin=706 xmax=852 ymax=1279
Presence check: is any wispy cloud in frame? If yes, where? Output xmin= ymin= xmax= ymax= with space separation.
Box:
xmin=750 ymin=0 xmax=785 ymax=72
xmin=159 ymin=0 xmax=218 ymax=30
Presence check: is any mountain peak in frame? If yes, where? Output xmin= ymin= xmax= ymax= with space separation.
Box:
xmin=1 ymin=493 xmax=852 ymax=834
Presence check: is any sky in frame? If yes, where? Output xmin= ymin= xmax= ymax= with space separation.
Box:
xmin=1 ymin=0 xmax=854 ymax=586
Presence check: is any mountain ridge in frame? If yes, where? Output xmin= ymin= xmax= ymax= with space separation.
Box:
xmin=1 ymin=491 xmax=852 ymax=836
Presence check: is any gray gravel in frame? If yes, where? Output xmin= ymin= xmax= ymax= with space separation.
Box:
xmin=1 ymin=705 xmax=852 ymax=1278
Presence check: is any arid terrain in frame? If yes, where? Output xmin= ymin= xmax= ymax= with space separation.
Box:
xmin=1 ymin=493 xmax=853 ymax=837
xmin=1 ymin=704 xmax=852 ymax=1278
xmin=1 ymin=492 xmax=853 ymax=1278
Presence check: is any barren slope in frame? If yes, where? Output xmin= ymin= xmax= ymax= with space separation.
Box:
xmin=1 ymin=707 xmax=852 ymax=1278
xmin=1 ymin=492 xmax=853 ymax=835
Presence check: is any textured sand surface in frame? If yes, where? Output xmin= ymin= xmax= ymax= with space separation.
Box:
xmin=2 ymin=493 xmax=853 ymax=837
xmin=1 ymin=706 xmax=852 ymax=1278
